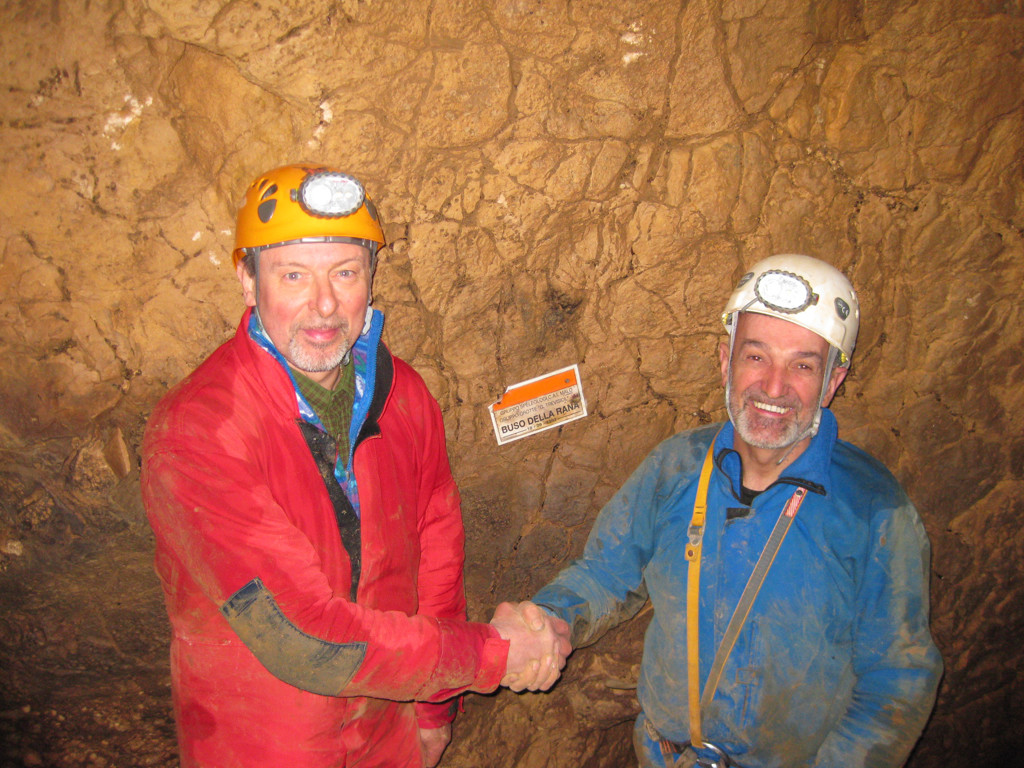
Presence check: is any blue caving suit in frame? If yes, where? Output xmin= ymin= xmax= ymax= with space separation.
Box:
xmin=534 ymin=410 xmax=942 ymax=768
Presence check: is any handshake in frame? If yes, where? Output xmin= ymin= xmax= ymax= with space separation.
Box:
xmin=489 ymin=601 xmax=573 ymax=693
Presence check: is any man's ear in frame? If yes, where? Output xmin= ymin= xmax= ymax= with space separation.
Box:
xmin=719 ymin=340 xmax=731 ymax=388
xmin=821 ymin=365 xmax=849 ymax=407
xmin=237 ymin=261 xmax=256 ymax=308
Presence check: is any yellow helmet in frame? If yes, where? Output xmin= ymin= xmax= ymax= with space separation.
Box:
xmin=232 ymin=163 xmax=385 ymax=267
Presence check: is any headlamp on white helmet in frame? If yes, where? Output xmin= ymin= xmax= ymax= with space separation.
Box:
xmin=753 ymin=269 xmax=814 ymax=313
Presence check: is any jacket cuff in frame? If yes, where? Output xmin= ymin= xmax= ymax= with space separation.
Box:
xmin=415 ymin=700 xmax=457 ymax=729
xmin=429 ymin=619 xmax=508 ymax=698
xmin=478 ymin=634 xmax=510 ymax=691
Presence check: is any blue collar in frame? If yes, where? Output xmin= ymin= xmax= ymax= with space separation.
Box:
xmin=715 ymin=409 xmax=838 ymax=499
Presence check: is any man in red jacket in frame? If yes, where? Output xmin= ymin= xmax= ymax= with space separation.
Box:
xmin=142 ymin=163 xmax=570 ymax=768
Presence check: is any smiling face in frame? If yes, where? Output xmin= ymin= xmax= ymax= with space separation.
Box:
xmin=720 ymin=312 xmax=847 ymax=458
xmin=237 ymin=241 xmax=372 ymax=389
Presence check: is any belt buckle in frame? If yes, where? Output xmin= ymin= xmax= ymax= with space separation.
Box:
xmin=687 ymin=741 xmax=731 ymax=768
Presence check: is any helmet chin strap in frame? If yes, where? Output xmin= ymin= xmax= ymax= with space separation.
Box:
xmin=343 ymin=304 xmax=374 ymax=368
xmin=361 ymin=299 xmax=373 ymax=337
xmin=250 ymin=248 xmax=263 ymax=325
xmin=723 ymin=301 xmax=757 ymax=423
xmin=768 ymin=345 xmax=839 ymax=466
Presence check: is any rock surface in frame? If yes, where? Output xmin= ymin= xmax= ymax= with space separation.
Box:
xmin=1 ymin=1 xmax=1022 ymax=766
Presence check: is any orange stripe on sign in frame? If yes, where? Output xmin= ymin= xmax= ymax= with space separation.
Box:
xmin=492 ymin=369 xmax=579 ymax=410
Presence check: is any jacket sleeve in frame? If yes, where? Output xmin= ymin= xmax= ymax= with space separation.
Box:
xmin=533 ymin=434 xmax=705 ymax=647
xmin=142 ymin=391 xmax=508 ymax=705
xmin=811 ymin=494 xmax=943 ymax=768
xmin=412 ymin=392 xmax=478 ymax=728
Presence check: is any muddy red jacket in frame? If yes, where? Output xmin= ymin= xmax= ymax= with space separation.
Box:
xmin=142 ymin=308 xmax=507 ymax=767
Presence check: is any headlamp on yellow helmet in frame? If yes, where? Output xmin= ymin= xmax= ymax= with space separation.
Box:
xmin=232 ymin=164 xmax=386 ymax=268
xmin=299 ymin=171 xmax=365 ymax=218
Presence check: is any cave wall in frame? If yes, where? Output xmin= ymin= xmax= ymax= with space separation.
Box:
xmin=1 ymin=1 xmax=1022 ymax=766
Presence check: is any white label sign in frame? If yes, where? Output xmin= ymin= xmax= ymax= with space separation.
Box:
xmin=488 ymin=365 xmax=588 ymax=445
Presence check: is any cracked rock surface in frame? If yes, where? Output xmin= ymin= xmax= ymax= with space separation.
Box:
xmin=1 ymin=1 xmax=1022 ymax=766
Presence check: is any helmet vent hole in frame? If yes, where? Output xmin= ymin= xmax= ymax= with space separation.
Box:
xmin=257 ymin=199 xmax=277 ymax=223
xmin=259 ymin=184 xmax=278 ymax=201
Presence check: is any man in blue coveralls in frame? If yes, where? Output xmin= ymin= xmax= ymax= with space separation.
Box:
xmin=533 ymin=254 xmax=942 ymax=768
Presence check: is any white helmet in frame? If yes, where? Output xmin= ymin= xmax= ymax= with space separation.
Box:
xmin=721 ymin=254 xmax=860 ymax=457
xmin=722 ymin=253 xmax=859 ymax=366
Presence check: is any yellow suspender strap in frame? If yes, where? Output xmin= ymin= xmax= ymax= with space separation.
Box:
xmin=685 ymin=441 xmax=716 ymax=748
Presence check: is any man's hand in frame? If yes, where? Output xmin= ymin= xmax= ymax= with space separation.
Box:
xmin=418 ymin=723 xmax=451 ymax=768
xmin=490 ymin=601 xmax=572 ymax=692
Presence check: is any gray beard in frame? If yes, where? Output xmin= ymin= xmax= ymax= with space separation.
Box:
xmin=731 ymin=402 xmax=805 ymax=449
xmin=287 ymin=333 xmax=352 ymax=373
xmin=727 ymin=385 xmax=810 ymax=451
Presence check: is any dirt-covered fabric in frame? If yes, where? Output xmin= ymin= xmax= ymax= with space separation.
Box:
xmin=141 ymin=307 xmax=507 ymax=767
xmin=536 ymin=412 xmax=942 ymax=768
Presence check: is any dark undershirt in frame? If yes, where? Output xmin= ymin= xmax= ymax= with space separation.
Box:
xmin=739 ymin=485 xmax=761 ymax=506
